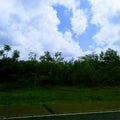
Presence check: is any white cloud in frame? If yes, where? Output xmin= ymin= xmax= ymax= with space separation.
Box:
xmin=89 ymin=0 xmax=120 ymax=53
xmin=63 ymin=31 xmax=83 ymax=56
xmin=49 ymin=0 xmax=88 ymax=36
xmin=0 ymin=0 xmax=88 ymax=60
xmin=71 ymin=9 xmax=88 ymax=36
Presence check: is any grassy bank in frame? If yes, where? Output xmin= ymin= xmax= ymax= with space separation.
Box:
xmin=1 ymin=86 xmax=120 ymax=105
xmin=0 ymin=87 xmax=120 ymax=118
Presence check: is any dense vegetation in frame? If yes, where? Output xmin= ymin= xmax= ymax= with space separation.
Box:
xmin=0 ymin=45 xmax=120 ymax=89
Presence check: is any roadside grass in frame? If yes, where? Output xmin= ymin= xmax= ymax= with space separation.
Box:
xmin=0 ymin=86 xmax=120 ymax=118
xmin=1 ymin=86 xmax=120 ymax=105
xmin=48 ymin=102 xmax=120 ymax=114
xmin=0 ymin=102 xmax=120 ymax=118
xmin=0 ymin=105 xmax=50 ymax=118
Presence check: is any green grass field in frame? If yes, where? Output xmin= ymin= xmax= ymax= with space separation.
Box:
xmin=0 ymin=87 xmax=120 ymax=118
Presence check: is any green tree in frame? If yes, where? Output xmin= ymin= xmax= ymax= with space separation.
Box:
xmin=81 ymin=54 xmax=98 ymax=62
xmin=28 ymin=52 xmax=37 ymax=61
xmin=12 ymin=50 xmax=20 ymax=61
xmin=4 ymin=44 xmax=11 ymax=58
xmin=54 ymin=52 xmax=64 ymax=63
xmin=0 ymin=50 xmax=4 ymax=58
xmin=39 ymin=51 xmax=53 ymax=62
xmin=99 ymin=51 xmax=104 ymax=62
xmin=102 ymin=48 xmax=119 ymax=64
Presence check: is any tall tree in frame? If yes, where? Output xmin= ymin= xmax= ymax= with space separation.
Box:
xmin=12 ymin=50 xmax=20 ymax=61
xmin=3 ymin=44 xmax=11 ymax=58
xmin=81 ymin=54 xmax=98 ymax=62
xmin=99 ymin=51 xmax=104 ymax=62
xmin=28 ymin=52 xmax=37 ymax=61
xmin=104 ymin=48 xmax=119 ymax=64
xmin=0 ymin=50 xmax=4 ymax=58
xmin=54 ymin=52 xmax=64 ymax=63
xmin=39 ymin=51 xmax=53 ymax=62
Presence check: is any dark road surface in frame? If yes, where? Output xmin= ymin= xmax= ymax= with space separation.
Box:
xmin=4 ymin=111 xmax=120 ymax=120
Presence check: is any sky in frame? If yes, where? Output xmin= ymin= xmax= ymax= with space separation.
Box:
xmin=0 ymin=0 xmax=120 ymax=60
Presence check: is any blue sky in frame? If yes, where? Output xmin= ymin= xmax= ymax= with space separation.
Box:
xmin=54 ymin=5 xmax=72 ymax=33
xmin=0 ymin=0 xmax=120 ymax=60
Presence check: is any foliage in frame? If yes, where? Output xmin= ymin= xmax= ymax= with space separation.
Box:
xmin=0 ymin=45 xmax=120 ymax=89
xmin=28 ymin=52 xmax=37 ymax=61
xmin=3 ymin=44 xmax=11 ymax=58
xmin=12 ymin=50 xmax=20 ymax=61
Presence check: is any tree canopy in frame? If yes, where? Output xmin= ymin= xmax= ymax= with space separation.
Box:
xmin=0 ymin=45 xmax=120 ymax=89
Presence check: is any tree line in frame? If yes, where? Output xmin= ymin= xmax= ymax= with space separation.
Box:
xmin=0 ymin=45 xmax=120 ymax=89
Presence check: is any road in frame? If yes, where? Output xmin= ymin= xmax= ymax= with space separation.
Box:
xmin=4 ymin=111 xmax=120 ymax=120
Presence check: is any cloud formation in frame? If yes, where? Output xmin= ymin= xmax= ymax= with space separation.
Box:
xmin=1 ymin=0 xmax=120 ymax=60
xmin=89 ymin=0 xmax=120 ymax=53
xmin=0 ymin=0 xmax=88 ymax=60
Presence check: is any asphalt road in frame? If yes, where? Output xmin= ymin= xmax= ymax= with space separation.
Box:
xmin=5 ymin=111 xmax=120 ymax=120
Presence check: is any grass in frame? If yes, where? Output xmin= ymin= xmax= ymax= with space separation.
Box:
xmin=1 ymin=86 xmax=120 ymax=105
xmin=0 ymin=86 xmax=120 ymax=118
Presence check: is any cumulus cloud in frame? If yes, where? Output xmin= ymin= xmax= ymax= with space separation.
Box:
xmin=2 ymin=0 xmax=120 ymax=60
xmin=89 ymin=0 xmax=120 ymax=53
xmin=0 ymin=0 xmax=88 ymax=60
xmin=51 ymin=0 xmax=88 ymax=36
xmin=71 ymin=8 xmax=88 ymax=36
